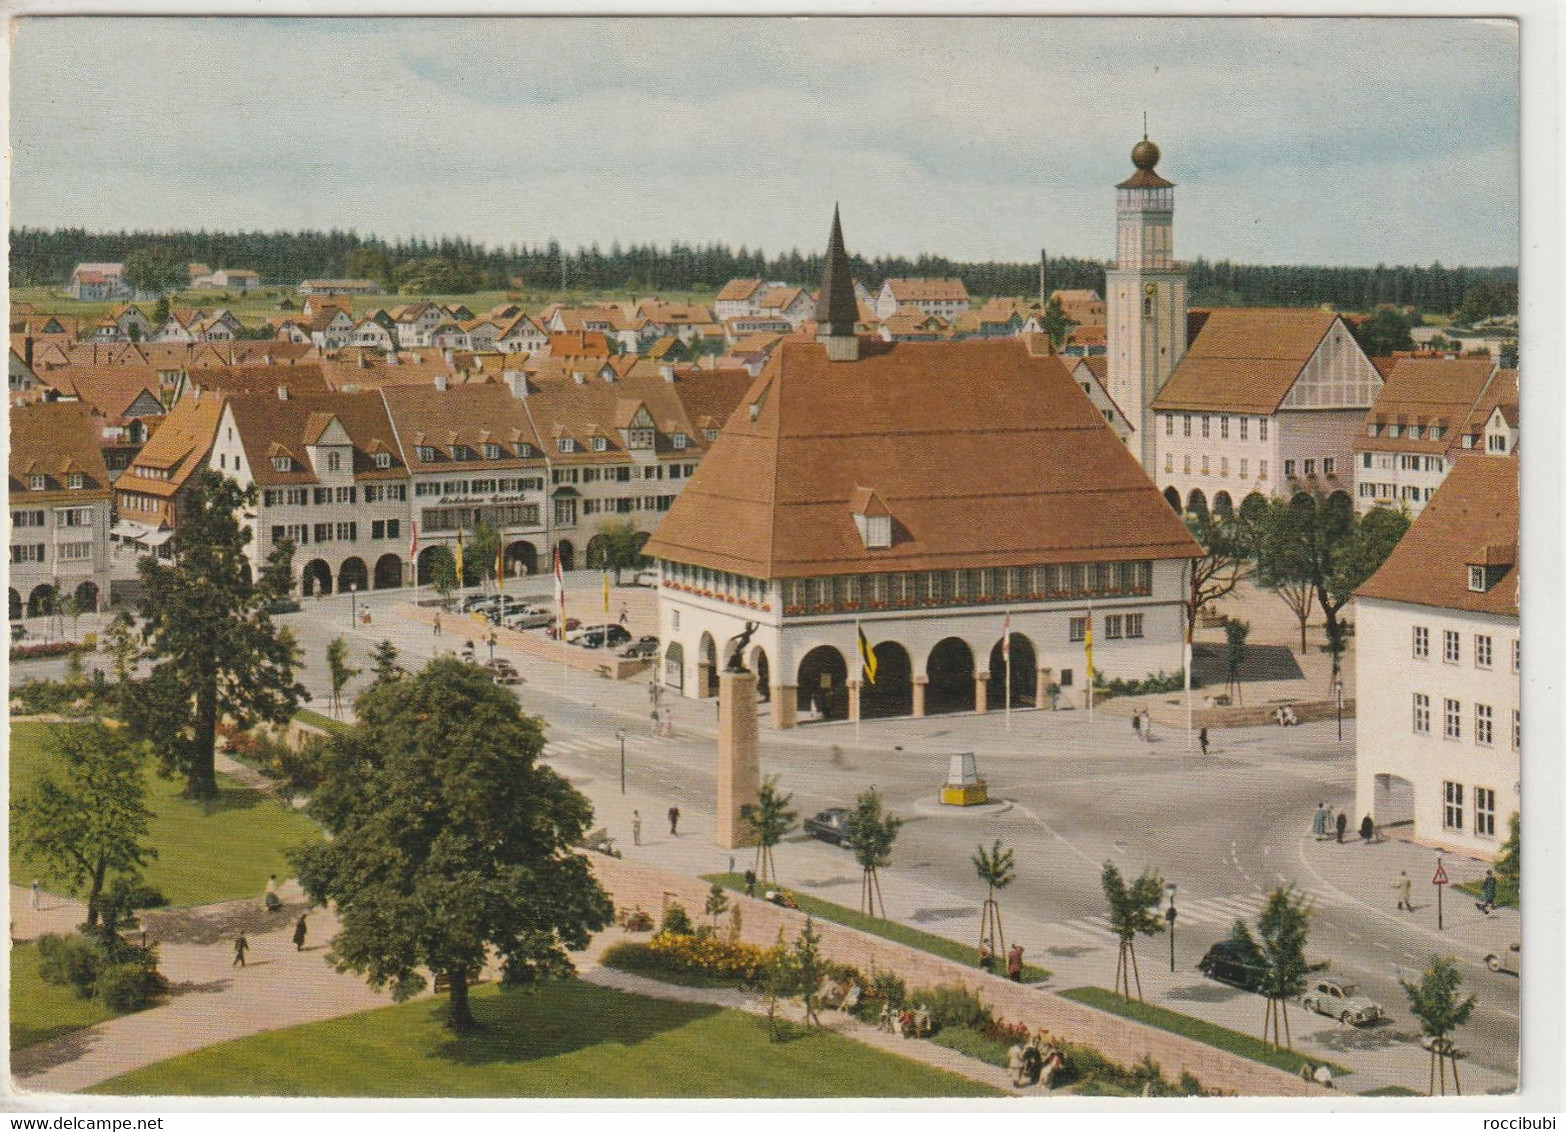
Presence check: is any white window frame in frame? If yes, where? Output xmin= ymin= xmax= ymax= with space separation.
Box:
xmin=1443 ymin=698 xmax=1461 ymax=740
xmin=1412 ymin=625 xmax=1429 ymax=659
xmin=1412 ymin=692 xmax=1430 ymax=734
xmin=1475 ymin=634 xmax=1492 ymax=669
xmin=1443 ymin=781 xmax=1464 ymax=831
xmin=1475 ymin=703 xmax=1493 ymax=747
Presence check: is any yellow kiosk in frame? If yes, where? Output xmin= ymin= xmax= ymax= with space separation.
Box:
xmin=940 ymin=752 xmax=988 ymax=806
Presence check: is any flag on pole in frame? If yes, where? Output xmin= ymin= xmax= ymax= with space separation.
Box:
xmin=1002 ymin=612 xmax=1011 ymax=659
xmin=454 ymin=528 xmax=465 ymax=583
xmin=1084 ymin=608 xmax=1093 ymax=684
xmin=554 ymin=545 xmax=566 ymax=623
xmin=603 ymin=569 xmax=610 ymax=614
xmin=495 ymin=541 xmax=504 ymax=593
xmin=409 ymin=521 xmax=419 ymax=560
xmin=858 ymin=623 xmax=877 ymax=685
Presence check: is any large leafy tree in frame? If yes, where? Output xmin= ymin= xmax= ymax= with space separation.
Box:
xmin=131 ymin=473 xmax=308 ymax=799
xmin=13 ymin=722 xmax=157 ymax=930
xmin=1101 ymin=861 xmax=1165 ymax=1002
xmin=293 ymin=658 xmax=613 ymax=1032
xmin=368 ymin=639 xmax=405 ymax=687
xmin=123 ymin=245 xmax=186 ymax=295
xmin=1039 ymin=295 xmax=1076 ymax=350
xmin=593 ymin=519 xmax=650 ymax=584
xmin=325 ymin=637 xmax=361 ymax=719
xmin=1183 ymin=506 xmax=1257 ymax=637
xmin=741 ymin=776 xmax=798 ymax=886
xmin=845 ymin=787 xmax=902 ymax=919
xmin=1256 ymin=886 xmax=1312 ymax=1049
xmin=1349 ymin=307 xmax=1416 ymax=356
xmin=1401 ymin=955 xmax=1477 ymax=1095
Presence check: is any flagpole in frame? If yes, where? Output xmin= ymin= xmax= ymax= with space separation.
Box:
xmin=1086 ymin=596 xmax=1094 ymax=724
xmin=854 ymin=618 xmax=861 ymax=746
xmin=1004 ymin=609 xmax=1012 ymax=732
xmin=1185 ymin=561 xmax=1194 ymax=754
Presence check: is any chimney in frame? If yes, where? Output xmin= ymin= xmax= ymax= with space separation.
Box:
xmin=443 ymin=348 xmax=454 ymax=368
xmin=24 ymin=336 xmax=33 ymax=370
xmin=277 ymin=384 xmax=289 ymax=400
xmin=357 ymin=352 xmax=368 ymax=369
xmin=505 ymin=371 xmax=528 ymax=399
xmin=434 ymin=372 xmax=448 ymax=392
xmin=659 ymin=364 xmax=675 ymax=383
xmin=572 ymin=371 xmax=586 ymax=385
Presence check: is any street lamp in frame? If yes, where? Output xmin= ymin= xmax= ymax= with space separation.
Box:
xmin=1165 ymin=882 xmax=1178 ymax=972
xmin=487 ymin=631 xmax=498 ymax=661
xmin=349 ymin=582 xmax=358 ymax=628
xmin=1334 ymin=677 xmax=1344 ymax=741
xmin=617 ymin=729 xmax=627 ymax=795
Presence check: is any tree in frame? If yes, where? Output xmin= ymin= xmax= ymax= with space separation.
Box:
xmin=1101 ymin=861 xmax=1164 ymax=1002
xmin=1493 ymin=813 xmax=1520 ymax=906
xmin=1223 ymin=619 xmax=1251 ymax=704
xmin=131 ymin=473 xmax=308 ymax=798
xmin=1255 ymin=495 xmax=1320 ymax=655
xmin=292 ymin=659 xmax=613 ymax=1032
xmin=13 ymin=723 xmax=157 ymax=930
xmin=704 ymin=883 xmax=730 ymax=930
xmin=325 ymin=637 xmax=361 ymax=719
xmin=1183 ymin=506 xmax=1257 ymax=641
xmin=793 ymin=916 xmax=825 ymax=1028
xmin=759 ymin=927 xmax=796 ymax=1042
xmin=1256 ymin=886 xmax=1312 ymax=1049
xmin=740 ymin=776 xmax=798 ymax=886
xmin=152 ymin=295 xmax=171 ymax=327
xmin=470 ymin=521 xmax=501 ymax=588
xmin=595 ymin=519 xmax=650 ymax=584
xmin=123 ymin=245 xmax=186 ymax=296
xmin=973 ymin=839 xmax=1015 ymax=959
xmin=426 ymin=545 xmax=458 ymax=608
xmin=845 ymin=787 xmax=902 ymax=918
xmin=368 ymin=639 xmax=404 ymax=687
xmin=103 ymin=610 xmax=140 ymax=685
xmin=62 ymin=593 xmax=87 ymax=638
xmin=1350 ymin=307 xmax=1415 ymax=356
xmin=1401 ymin=956 xmax=1476 ymax=1095
xmin=1322 ymin=504 xmax=1411 ymax=677
xmin=1039 ymin=295 xmax=1076 ymax=350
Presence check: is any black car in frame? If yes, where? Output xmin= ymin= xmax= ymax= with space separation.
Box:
xmin=803 ymin=808 xmax=853 ymax=849
xmin=1196 ymin=940 xmax=1266 ymax=993
xmin=620 ymin=635 xmax=660 ymax=659
xmin=265 ymin=598 xmax=302 ymax=615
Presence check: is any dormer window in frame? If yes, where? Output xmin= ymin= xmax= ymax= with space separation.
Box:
xmin=451 ymin=445 xmax=473 ymax=461
xmin=850 ymin=487 xmax=892 ymax=550
xmin=67 ymin=473 xmax=85 ymax=490
xmin=1368 ymin=423 xmax=1381 ymax=437
xmin=1387 ymin=424 xmax=1401 ymax=438
xmin=518 ymin=443 xmax=535 ymax=458
xmin=272 ymin=456 xmax=292 ymax=472
xmin=1488 ymin=434 xmax=1507 ymax=453
xmin=29 ymin=474 xmax=46 ymax=491
xmin=591 ymin=436 xmax=608 ymax=452
xmin=672 ymin=432 xmax=688 ymax=449
xmin=557 ymin=437 xmax=575 ymax=454
xmin=415 ymin=445 xmax=437 ymax=462
xmin=1431 ymin=426 xmax=1445 ymax=440
xmin=326 ymin=452 xmax=342 ymax=472
xmin=1408 ymin=425 xmax=1421 ymax=440
xmin=864 ymin=514 xmax=891 ymax=549
xmin=628 ymin=427 xmax=655 ymax=449
xmin=1469 ymin=565 xmax=1487 ymax=593
xmin=703 ymin=427 xmax=719 ymax=442
xmin=373 ymin=452 xmax=392 ymax=469
xmin=1462 ymin=435 xmax=1475 ymax=449
xmin=482 ymin=443 xmax=502 ymax=459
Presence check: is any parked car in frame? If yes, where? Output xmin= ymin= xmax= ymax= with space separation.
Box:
xmin=1485 ymin=942 xmax=1520 ymax=975
xmin=803 ymin=808 xmax=853 ymax=849
xmin=504 ymin=611 xmax=555 ymax=631
xmin=620 ymin=635 xmax=660 ymax=659
xmin=1196 ymin=940 xmax=1267 ymax=993
xmin=568 ymin=623 xmax=631 ymax=647
xmin=1300 ymin=978 xmax=1384 ymax=1026
xmin=631 ymin=569 xmax=660 ymax=587
xmin=265 ymin=598 xmax=302 ymax=615
xmin=461 ymin=594 xmax=495 ymax=613
xmin=544 ymin=618 xmax=582 ymax=640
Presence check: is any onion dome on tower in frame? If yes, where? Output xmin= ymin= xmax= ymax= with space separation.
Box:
xmin=1118 ymin=133 xmax=1175 ymax=190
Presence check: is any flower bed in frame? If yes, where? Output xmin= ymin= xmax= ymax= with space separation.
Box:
xmin=601 ymin=932 xmax=771 ymax=987
xmin=10 ymin=641 xmax=95 ymax=663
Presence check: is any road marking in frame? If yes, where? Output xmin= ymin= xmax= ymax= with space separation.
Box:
xmin=1007 ymin=801 xmax=1099 ymax=868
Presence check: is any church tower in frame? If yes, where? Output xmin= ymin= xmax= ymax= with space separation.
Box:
xmin=1106 ymin=133 xmax=1188 ymax=470
xmin=817 ymin=205 xmax=861 ymax=362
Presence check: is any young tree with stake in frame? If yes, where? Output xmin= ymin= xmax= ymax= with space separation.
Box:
xmin=1257 ymin=886 xmax=1312 ymax=1049
xmin=845 ymin=787 xmax=902 ymax=918
xmin=1101 ymin=861 xmax=1165 ymax=1002
xmin=325 ymin=637 xmax=361 ymax=719
xmin=741 ymin=776 xmax=798 ymax=887
xmin=974 ymin=839 xmax=1016 ymax=960
xmin=1401 ymin=955 xmax=1477 ymax=1096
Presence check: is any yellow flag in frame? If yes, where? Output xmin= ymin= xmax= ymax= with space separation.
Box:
xmin=454 ymin=528 xmax=464 ymax=582
xmin=858 ymin=624 xmax=877 ymax=685
xmin=1084 ymin=612 xmax=1093 ymax=683
xmin=603 ymin=569 xmax=610 ymax=614
xmin=495 ymin=542 xmax=504 ymax=593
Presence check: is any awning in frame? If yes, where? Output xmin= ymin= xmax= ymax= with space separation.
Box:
xmin=141 ymin=528 xmax=174 ymax=547
xmin=111 ymin=520 xmax=150 ymax=539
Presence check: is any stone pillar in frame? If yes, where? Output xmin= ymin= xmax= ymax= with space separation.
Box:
xmin=912 ymin=675 xmax=928 ymax=718
xmin=847 ymin=678 xmax=862 ymax=723
xmin=771 ymin=685 xmax=798 ymax=730
xmin=715 ymin=669 xmax=760 ymax=849
xmin=974 ymin=670 xmax=989 ymax=714
xmin=1036 ymin=666 xmax=1052 ymax=709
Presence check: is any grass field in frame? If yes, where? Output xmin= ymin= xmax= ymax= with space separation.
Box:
xmin=9 ymin=942 xmax=132 ymax=1051
xmin=1059 ymin=987 xmax=1351 ymax=1078
xmin=1456 ymin=878 xmax=1518 ymax=909
xmin=292 ymin=707 xmax=349 ymax=735
xmin=704 ymin=872 xmax=1050 ymax=982
xmin=9 ymin=721 xmax=322 ymax=906
xmin=90 ymin=978 xmax=1001 ymax=1098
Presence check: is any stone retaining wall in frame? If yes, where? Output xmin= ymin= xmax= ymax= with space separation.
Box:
xmin=586 ymin=853 xmax=1314 ymax=1097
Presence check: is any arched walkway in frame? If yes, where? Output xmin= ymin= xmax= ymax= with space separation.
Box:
xmin=302 ymin=559 xmax=333 ymax=597
xmin=27 ymin=585 xmax=57 ymax=617
xmin=663 ymin=641 xmax=685 ymax=692
xmin=585 ymin=534 xmax=610 ymax=570
xmin=338 ymin=557 xmax=368 ymax=594
xmin=417 ymin=545 xmax=449 ymax=586
xmin=750 ymin=646 xmax=771 ymax=702
xmin=988 ymin=633 xmax=1037 ymax=708
xmin=797 ymin=645 xmax=848 ymax=722
xmin=373 ymin=553 xmax=403 ymax=590
xmin=1372 ymin=773 xmax=1416 ymax=830
xmin=73 ymin=581 xmax=100 ymax=611
xmin=1163 ymin=486 xmax=1182 ymax=512
xmin=9 ymin=588 xmax=21 ymax=621
xmin=1186 ymin=488 xmax=1208 ymax=518
xmin=556 ymin=540 xmax=576 ymax=572
xmin=698 ymin=632 xmax=719 ymax=698
xmin=1213 ymin=491 xmax=1234 ymax=519
xmin=861 ymin=640 xmax=913 ymax=719
xmin=926 ymin=637 xmax=976 ymax=715
xmin=506 ymin=540 xmax=538 ymax=578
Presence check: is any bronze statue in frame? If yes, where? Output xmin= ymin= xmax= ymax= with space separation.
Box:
xmin=726 ymin=621 xmax=759 ymax=671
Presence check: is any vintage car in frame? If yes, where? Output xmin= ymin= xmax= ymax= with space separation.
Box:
xmin=803 ymin=808 xmax=853 ymax=848
xmin=1300 ymin=977 xmax=1384 ymax=1026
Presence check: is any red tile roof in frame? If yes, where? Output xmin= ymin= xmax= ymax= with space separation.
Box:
xmin=1152 ymin=308 xmax=1342 ymax=415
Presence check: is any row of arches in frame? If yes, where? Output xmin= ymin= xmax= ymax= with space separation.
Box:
xmin=1162 ymin=487 xmax=1352 ymax=517
xmin=9 ymin=581 xmax=100 ymax=619
xmin=299 ymin=538 xmax=592 ymax=596
xmin=302 ymin=553 xmax=406 ymax=597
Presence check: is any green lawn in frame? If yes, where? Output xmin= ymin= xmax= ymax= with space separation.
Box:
xmin=293 ymin=707 xmax=349 ymax=735
xmin=1059 ymin=987 xmax=1351 ymax=1078
xmin=9 ymin=722 xmax=322 ymax=906
xmin=9 ymin=942 xmax=131 ymax=1051
xmin=1456 ymin=878 xmax=1518 ymax=909
xmin=90 ymin=979 xmax=1000 ymax=1097
xmin=704 ymin=872 xmax=1051 ymax=983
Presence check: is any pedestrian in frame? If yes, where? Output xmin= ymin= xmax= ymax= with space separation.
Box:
xmin=1141 ymin=708 xmax=1153 ymax=742
xmin=1393 ymin=871 xmax=1413 ymax=911
xmin=264 ymin=873 xmax=281 ymax=912
xmin=1007 ymin=942 xmax=1024 ymax=982
xmin=632 ymin=810 xmax=642 ymax=847
xmin=293 ymin=914 xmax=308 ymax=951
xmin=1131 ymin=712 xmax=1141 ymax=739
xmin=1360 ymin=814 xmax=1375 ymax=843
xmin=979 ymin=941 xmax=995 ymax=973
xmin=744 ymin=869 xmax=757 ymax=898
xmin=1312 ymin=802 xmax=1328 ymax=839
xmin=30 ymin=879 xmax=40 ymax=911
xmin=1478 ymin=869 xmax=1497 ymax=915
xmin=1335 ymin=812 xmax=1348 ymax=844
xmin=1199 ymin=726 xmax=1210 ymax=756
xmin=830 ymin=744 xmax=845 ymax=767
xmin=668 ymin=805 xmax=680 ymax=837
xmin=433 ymin=611 xmax=442 ymax=636
xmin=619 ymin=605 xmax=629 ymax=625
xmin=233 ymin=933 xmax=249 ymax=967
xmin=661 ymin=706 xmax=673 ymax=738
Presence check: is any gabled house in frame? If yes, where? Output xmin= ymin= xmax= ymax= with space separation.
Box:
xmin=112 ymin=388 xmax=228 ymax=559
xmin=874 ymin=278 xmax=970 ymax=321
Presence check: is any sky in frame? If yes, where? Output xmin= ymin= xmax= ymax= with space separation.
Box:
xmin=7 ymin=17 xmax=1519 ymax=266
